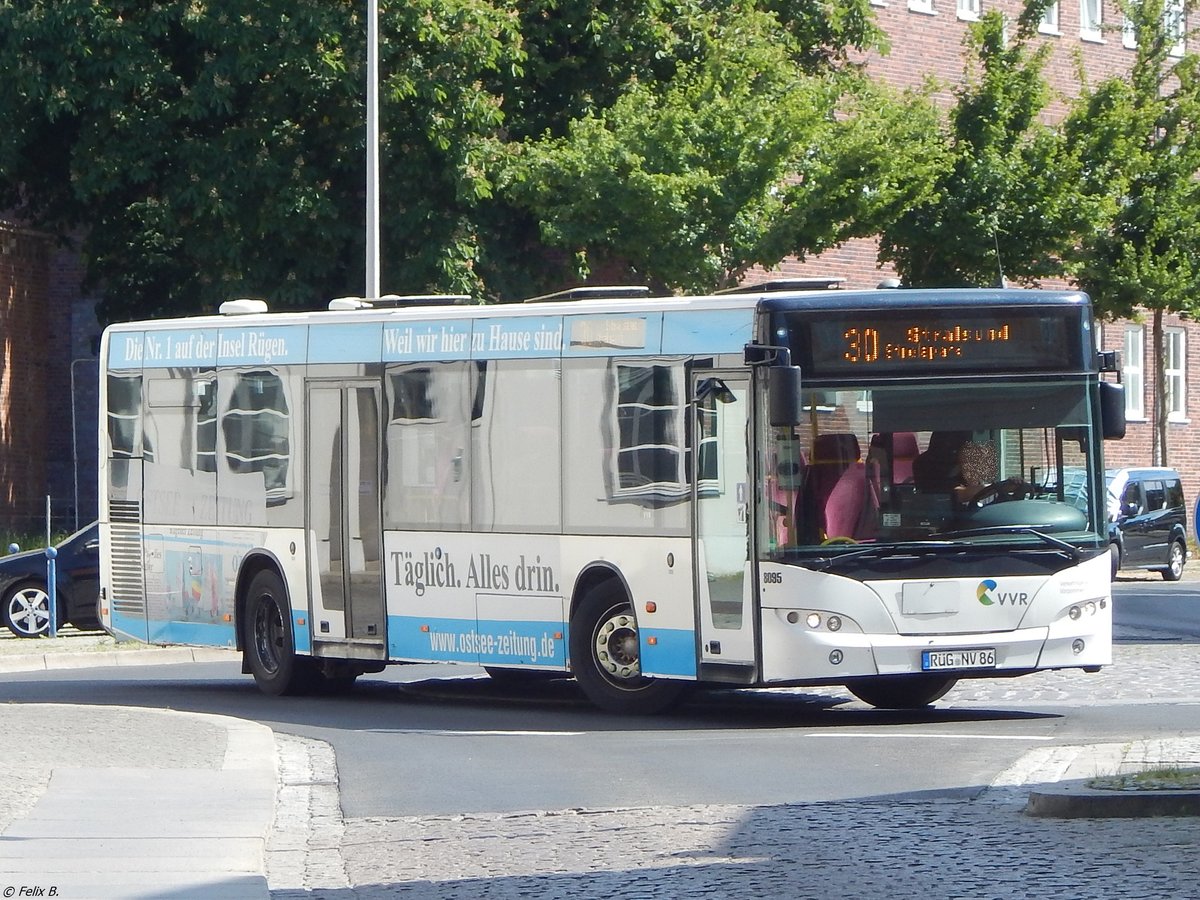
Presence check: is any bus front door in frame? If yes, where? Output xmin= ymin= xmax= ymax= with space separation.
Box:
xmin=306 ymin=382 xmax=386 ymax=657
xmin=694 ymin=373 xmax=758 ymax=678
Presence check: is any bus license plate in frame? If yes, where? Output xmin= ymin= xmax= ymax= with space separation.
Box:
xmin=922 ymin=648 xmax=996 ymax=671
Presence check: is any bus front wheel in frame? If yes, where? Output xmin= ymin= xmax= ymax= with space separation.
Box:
xmin=569 ymin=583 xmax=687 ymax=715
xmin=243 ymin=569 xmax=309 ymax=696
xmin=846 ymin=674 xmax=957 ymax=709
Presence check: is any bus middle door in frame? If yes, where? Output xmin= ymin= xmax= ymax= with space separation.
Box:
xmin=306 ymin=381 xmax=386 ymax=660
xmin=694 ymin=372 xmax=758 ymax=681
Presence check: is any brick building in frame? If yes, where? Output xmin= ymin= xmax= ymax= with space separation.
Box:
xmin=1 ymin=0 xmax=1197 ymax=533
xmin=0 ymin=223 xmax=99 ymax=535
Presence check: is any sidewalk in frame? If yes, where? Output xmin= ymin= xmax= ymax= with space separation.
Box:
xmin=0 ymin=704 xmax=276 ymax=900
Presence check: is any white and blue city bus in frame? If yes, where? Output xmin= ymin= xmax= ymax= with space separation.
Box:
xmin=97 ymin=283 xmax=1124 ymax=713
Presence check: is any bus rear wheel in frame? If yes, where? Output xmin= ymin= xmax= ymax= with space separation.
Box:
xmin=846 ymin=674 xmax=958 ymax=709
xmin=243 ymin=569 xmax=310 ymax=696
xmin=569 ymin=583 xmax=687 ymax=715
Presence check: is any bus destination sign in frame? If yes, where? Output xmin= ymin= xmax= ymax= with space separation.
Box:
xmin=802 ymin=308 xmax=1081 ymax=375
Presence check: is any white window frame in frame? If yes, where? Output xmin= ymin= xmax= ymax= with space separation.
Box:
xmin=1040 ymin=0 xmax=1061 ymax=33
xmin=1165 ymin=326 xmax=1187 ymax=421
xmin=957 ymin=0 xmax=981 ymax=20
xmin=1167 ymin=0 xmax=1186 ymax=56
xmin=908 ymin=0 xmax=936 ymax=14
xmin=1124 ymin=325 xmax=1145 ymax=420
xmin=1081 ymin=0 xmax=1103 ymax=40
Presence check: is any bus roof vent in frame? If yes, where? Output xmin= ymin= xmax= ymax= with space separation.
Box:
xmin=522 ymin=285 xmax=651 ymax=304
xmin=328 ymin=294 xmax=471 ymax=310
xmin=219 ymin=298 xmax=269 ymax=315
xmin=717 ymin=278 xmax=844 ymax=294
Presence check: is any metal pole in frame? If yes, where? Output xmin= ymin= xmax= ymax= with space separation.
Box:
xmin=366 ymin=0 xmax=381 ymax=299
xmin=46 ymin=545 xmax=58 ymax=639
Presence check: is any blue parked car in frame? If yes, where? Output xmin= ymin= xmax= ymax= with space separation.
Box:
xmin=0 ymin=523 xmax=104 ymax=638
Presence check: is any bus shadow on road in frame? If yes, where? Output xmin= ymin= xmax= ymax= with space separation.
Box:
xmin=0 ymin=665 xmax=1059 ymax=736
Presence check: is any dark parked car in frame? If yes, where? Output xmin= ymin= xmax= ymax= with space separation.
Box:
xmin=1107 ymin=467 xmax=1188 ymax=581
xmin=0 ymin=523 xmax=103 ymax=638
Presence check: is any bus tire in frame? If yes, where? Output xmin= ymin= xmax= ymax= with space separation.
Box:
xmin=569 ymin=582 xmax=687 ymax=715
xmin=846 ymin=674 xmax=957 ymax=709
xmin=243 ymin=569 xmax=311 ymax=696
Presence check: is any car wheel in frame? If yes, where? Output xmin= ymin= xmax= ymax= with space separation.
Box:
xmin=3 ymin=582 xmax=54 ymax=638
xmin=1162 ymin=540 xmax=1186 ymax=582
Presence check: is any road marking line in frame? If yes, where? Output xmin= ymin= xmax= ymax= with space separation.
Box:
xmin=380 ymin=730 xmax=585 ymax=737
xmin=806 ymin=732 xmax=1053 ymax=741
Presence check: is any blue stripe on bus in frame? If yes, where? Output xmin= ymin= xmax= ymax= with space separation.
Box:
xmin=638 ymin=628 xmax=698 ymax=678
xmin=147 ymin=618 xmax=237 ymax=647
xmin=309 ymin=323 xmax=383 ymax=364
xmin=292 ymin=615 xmax=311 ymax=654
xmin=382 ymin=320 xmax=473 ymax=361
xmin=108 ymin=306 xmax=755 ymax=368
xmin=388 ymin=615 xmax=568 ymax=666
xmin=661 ymin=309 xmax=753 ymax=355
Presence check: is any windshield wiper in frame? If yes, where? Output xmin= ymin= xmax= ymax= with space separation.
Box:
xmin=808 ymin=541 xmax=966 ymax=572
xmin=929 ymin=525 xmax=1083 ymax=560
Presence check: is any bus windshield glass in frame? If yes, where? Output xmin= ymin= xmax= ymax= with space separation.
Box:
xmin=759 ymin=378 xmax=1106 ymax=564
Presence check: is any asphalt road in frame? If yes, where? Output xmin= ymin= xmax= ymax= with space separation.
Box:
xmin=0 ymin=577 xmax=1197 ymax=821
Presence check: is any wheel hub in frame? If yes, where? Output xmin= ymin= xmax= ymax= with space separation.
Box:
xmin=594 ymin=612 xmax=641 ymax=682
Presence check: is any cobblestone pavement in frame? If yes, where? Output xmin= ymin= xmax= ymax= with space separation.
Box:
xmin=267 ymin=638 xmax=1200 ymax=900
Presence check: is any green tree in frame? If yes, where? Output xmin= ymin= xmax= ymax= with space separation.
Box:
xmin=490 ymin=3 xmax=938 ymax=294
xmin=1063 ymin=0 xmax=1200 ymax=465
xmin=878 ymin=9 xmax=1084 ymax=287
xmin=0 ymin=0 xmax=518 ymax=321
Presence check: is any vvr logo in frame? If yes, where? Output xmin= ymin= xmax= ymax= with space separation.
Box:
xmin=976 ymin=579 xmax=1030 ymax=607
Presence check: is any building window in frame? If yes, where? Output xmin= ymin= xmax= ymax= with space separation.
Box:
xmin=1125 ymin=0 xmax=1186 ymax=52
xmin=1040 ymin=1 xmax=1061 ymax=32
xmin=1165 ymin=326 xmax=1187 ymax=421
xmin=1123 ymin=326 xmax=1145 ymax=419
xmin=958 ymin=0 xmax=981 ymax=19
xmin=908 ymin=0 xmax=935 ymax=13
xmin=1081 ymin=0 xmax=1103 ymax=39
xmin=1167 ymin=0 xmax=1186 ymax=55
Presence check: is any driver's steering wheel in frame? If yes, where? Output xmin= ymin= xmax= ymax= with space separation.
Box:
xmin=967 ymin=477 xmax=1030 ymax=508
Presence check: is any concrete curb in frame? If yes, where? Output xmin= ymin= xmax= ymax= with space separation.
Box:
xmin=1026 ymin=783 xmax=1200 ymax=818
xmin=0 ymin=645 xmax=239 ymax=674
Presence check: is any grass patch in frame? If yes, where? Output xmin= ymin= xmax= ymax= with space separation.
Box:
xmin=1088 ymin=767 xmax=1200 ymax=791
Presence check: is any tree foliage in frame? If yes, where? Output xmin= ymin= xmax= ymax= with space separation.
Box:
xmin=0 ymin=0 xmax=518 ymax=321
xmin=1063 ymin=0 xmax=1200 ymax=464
xmin=1063 ymin=0 xmax=1200 ymax=320
xmin=490 ymin=2 xmax=934 ymax=294
xmin=878 ymin=10 xmax=1083 ymax=287
xmin=0 ymin=0 xmax=932 ymax=316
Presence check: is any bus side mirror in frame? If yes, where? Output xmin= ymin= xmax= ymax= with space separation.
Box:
xmin=768 ymin=366 xmax=803 ymax=427
xmin=1100 ymin=381 xmax=1126 ymax=440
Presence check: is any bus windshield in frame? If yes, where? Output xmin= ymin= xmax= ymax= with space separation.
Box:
xmin=759 ymin=378 xmax=1106 ymax=564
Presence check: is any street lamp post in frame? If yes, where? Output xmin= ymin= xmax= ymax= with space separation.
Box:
xmin=366 ymin=0 xmax=380 ymax=299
